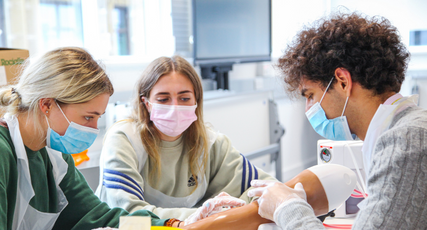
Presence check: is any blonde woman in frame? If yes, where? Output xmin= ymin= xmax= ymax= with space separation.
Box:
xmin=96 ymin=56 xmax=277 ymax=225
xmin=0 ymin=47 xmax=171 ymax=230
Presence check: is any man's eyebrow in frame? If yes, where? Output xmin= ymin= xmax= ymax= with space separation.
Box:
xmin=301 ymin=88 xmax=308 ymax=97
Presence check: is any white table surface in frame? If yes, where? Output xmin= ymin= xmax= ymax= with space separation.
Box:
xmin=257 ymin=216 xmax=355 ymax=230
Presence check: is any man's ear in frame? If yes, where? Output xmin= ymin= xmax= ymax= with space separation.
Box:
xmin=334 ymin=68 xmax=353 ymax=97
xmin=39 ymin=98 xmax=54 ymax=117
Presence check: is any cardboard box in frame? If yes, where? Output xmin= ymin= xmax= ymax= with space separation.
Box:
xmin=0 ymin=48 xmax=30 ymax=86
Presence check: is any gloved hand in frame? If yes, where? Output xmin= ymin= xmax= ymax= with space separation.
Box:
xmin=247 ymin=180 xmax=306 ymax=221
xmin=183 ymin=192 xmax=246 ymax=226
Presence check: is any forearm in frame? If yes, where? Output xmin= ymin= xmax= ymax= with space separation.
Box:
xmin=274 ymin=199 xmax=324 ymax=230
xmin=182 ymin=201 xmax=272 ymax=230
xmin=284 ymin=169 xmax=328 ymax=216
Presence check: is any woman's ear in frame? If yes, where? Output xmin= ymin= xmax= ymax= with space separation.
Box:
xmin=39 ymin=98 xmax=54 ymax=117
xmin=334 ymin=68 xmax=353 ymax=97
xmin=141 ymin=96 xmax=151 ymax=112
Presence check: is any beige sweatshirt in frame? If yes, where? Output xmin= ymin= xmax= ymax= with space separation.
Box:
xmin=95 ymin=121 xmax=277 ymax=220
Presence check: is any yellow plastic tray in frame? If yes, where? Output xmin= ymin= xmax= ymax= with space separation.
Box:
xmin=151 ymin=227 xmax=180 ymax=230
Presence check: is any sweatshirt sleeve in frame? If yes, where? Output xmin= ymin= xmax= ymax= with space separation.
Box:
xmin=96 ymin=125 xmax=197 ymax=220
xmin=274 ymin=199 xmax=324 ymax=230
xmin=352 ymin=126 xmax=427 ymax=229
xmin=204 ymin=133 xmax=277 ymax=204
xmin=54 ymin=154 xmax=166 ymax=230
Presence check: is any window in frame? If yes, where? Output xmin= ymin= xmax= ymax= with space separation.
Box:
xmin=2 ymin=0 xmax=181 ymax=59
xmin=39 ymin=0 xmax=84 ymax=51
xmin=171 ymin=0 xmax=192 ymax=57
xmin=0 ymin=0 xmax=5 ymax=47
xmin=113 ymin=6 xmax=130 ymax=55
xmin=410 ymin=30 xmax=427 ymax=46
xmin=95 ymin=0 xmax=132 ymax=56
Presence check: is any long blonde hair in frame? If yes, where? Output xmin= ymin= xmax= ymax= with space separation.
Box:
xmin=131 ymin=56 xmax=209 ymax=189
xmin=0 ymin=47 xmax=113 ymax=134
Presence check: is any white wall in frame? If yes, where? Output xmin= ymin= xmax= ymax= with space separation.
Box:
xmin=271 ymin=0 xmax=330 ymax=58
xmin=327 ymin=0 xmax=427 ymax=107
xmin=100 ymin=0 xmax=427 ymax=182
xmin=276 ymin=97 xmax=323 ymax=182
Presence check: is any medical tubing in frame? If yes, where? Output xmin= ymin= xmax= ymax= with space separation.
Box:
xmin=346 ymin=143 xmax=367 ymax=194
xmin=351 ymin=188 xmax=367 ymax=198
xmin=355 ymin=182 xmax=367 ymax=199
xmin=323 ymin=223 xmax=352 ymax=229
xmin=354 ymin=189 xmax=366 ymax=196
xmin=353 ymin=189 xmax=362 ymax=194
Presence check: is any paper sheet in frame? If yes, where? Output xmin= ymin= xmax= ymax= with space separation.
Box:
xmin=119 ymin=216 xmax=151 ymax=230
xmin=0 ymin=66 xmax=7 ymax=86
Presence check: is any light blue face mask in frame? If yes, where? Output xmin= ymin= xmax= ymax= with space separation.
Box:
xmin=46 ymin=102 xmax=99 ymax=154
xmin=305 ymin=77 xmax=353 ymax=141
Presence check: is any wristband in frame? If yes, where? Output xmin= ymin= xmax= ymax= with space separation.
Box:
xmin=165 ymin=218 xmax=181 ymax=227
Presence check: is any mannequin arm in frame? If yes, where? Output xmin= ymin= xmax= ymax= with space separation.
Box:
xmin=183 ymin=168 xmax=330 ymax=229
xmin=284 ymin=169 xmax=328 ymax=216
xmin=182 ymin=201 xmax=272 ymax=230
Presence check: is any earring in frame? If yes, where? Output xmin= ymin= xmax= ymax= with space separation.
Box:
xmin=46 ymin=111 xmax=49 ymax=114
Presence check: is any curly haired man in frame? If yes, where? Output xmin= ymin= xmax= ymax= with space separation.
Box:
xmin=248 ymin=12 xmax=427 ymax=229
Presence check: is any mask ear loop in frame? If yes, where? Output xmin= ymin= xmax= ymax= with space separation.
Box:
xmin=319 ymin=77 xmax=335 ymax=104
xmin=44 ymin=115 xmax=51 ymax=128
xmin=341 ymin=97 xmax=349 ymax=117
xmin=55 ymin=101 xmax=71 ymax=124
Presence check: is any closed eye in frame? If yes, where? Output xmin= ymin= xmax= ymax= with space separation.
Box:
xmin=156 ymin=98 xmax=169 ymax=103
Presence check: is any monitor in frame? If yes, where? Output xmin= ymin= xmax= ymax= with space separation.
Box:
xmin=193 ymin=0 xmax=271 ymax=90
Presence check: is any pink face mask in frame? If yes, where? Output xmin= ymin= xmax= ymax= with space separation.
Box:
xmin=148 ymin=101 xmax=198 ymax=137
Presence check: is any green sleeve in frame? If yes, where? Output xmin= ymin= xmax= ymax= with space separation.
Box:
xmin=53 ymin=154 xmax=167 ymax=230
xmin=0 ymin=129 xmax=17 ymax=230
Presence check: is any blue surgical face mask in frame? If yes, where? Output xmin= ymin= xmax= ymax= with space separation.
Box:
xmin=46 ymin=102 xmax=99 ymax=154
xmin=305 ymin=78 xmax=353 ymax=141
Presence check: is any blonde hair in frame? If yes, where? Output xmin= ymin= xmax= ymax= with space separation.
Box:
xmin=131 ymin=56 xmax=209 ymax=190
xmin=0 ymin=47 xmax=113 ymax=133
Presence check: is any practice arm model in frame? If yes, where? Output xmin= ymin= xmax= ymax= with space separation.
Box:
xmin=182 ymin=164 xmax=356 ymax=230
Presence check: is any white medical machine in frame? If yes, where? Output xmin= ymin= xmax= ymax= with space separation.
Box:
xmin=317 ymin=139 xmax=367 ymax=218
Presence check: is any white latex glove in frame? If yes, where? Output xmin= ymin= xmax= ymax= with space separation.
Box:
xmin=247 ymin=180 xmax=306 ymax=221
xmin=183 ymin=192 xmax=246 ymax=226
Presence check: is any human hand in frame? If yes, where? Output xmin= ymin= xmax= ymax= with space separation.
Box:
xmin=247 ymin=180 xmax=306 ymax=221
xmin=183 ymin=192 xmax=246 ymax=226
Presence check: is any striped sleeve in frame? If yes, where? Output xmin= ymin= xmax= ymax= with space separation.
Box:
xmin=203 ymin=133 xmax=277 ymax=204
xmin=240 ymin=153 xmax=259 ymax=194
xmin=102 ymin=169 xmax=145 ymax=201
xmin=95 ymin=123 xmax=197 ymax=220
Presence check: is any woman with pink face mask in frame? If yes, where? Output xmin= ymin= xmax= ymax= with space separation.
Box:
xmin=96 ymin=56 xmax=277 ymax=227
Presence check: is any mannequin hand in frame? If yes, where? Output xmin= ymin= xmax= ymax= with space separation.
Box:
xmin=247 ymin=180 xmax=306 ymax=221
xmin=183 ymin=192 xmax=246 ymax=225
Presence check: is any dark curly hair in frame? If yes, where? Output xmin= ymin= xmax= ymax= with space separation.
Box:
xmin=277 ymin=12 xmax=410 ymax=97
